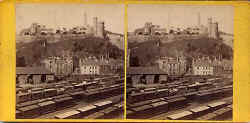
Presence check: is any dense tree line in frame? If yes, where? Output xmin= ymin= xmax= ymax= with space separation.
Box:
xmin=16 ymin=37 xmax=124 ymax=67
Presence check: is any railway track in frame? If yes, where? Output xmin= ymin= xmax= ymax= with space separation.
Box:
xmin=53 ymin=96 xmax=124 ymax=119
xmin=127 ymin=94 xmax=232 ymax=120
xmin=16 ymin=79 xmax=124 ymax=119
xmin=127 ymin=77 xmax=233 ymax=120
xmin=149 ymin=97 xmax=232 ymax=120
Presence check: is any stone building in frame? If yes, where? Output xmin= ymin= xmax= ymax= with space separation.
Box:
xmin=192 ymin=61 xmax=214 ymax=76
xmin=16 ymin=67 xmax=54 ymax=85
xmin=221 ymin=59 xmax=233 ymax=73
xmin=108 ymin=59 xmax=124 ymax=74
xmin=212 ymin=57 xmax=224 ymax=74
xmin=43 ymin=56 xmax=73 ymax=75
xmin=156 ymin=56 xmax=187 ymax=76
xmin=192 ymin=56 xmax=232 ymax=76
xmin=192 ymin=56 xmax=221 ymax=76
xmin=127 ymin=67 xmax=168 ymax=86
xmin=70 ymin=26 xmax=91 ymax=34
xmin=79 ymin=57 xmax=123 ymax=75
xmin=19 ymin=23 xmax=54 ymax=36
xmin=134 ymin=22 xmax=167 ymax=36
xmin=19 ymin=15 xmax=106 ymax=39
xmin=130 ymin=15 xmax=220 ymax=41
xmin=79 ymin=58 xmax=110 ymax=75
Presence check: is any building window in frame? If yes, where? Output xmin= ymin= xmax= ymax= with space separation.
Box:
xmin=27 ymin=75 xmax=34 ymax=84
xmin=140 ymin=75 xmax=146 ymax=84
xmin=154 ymin=75 xmax=159 ymax=83
xmin=41 ymin=75 xmax=46 ymax=82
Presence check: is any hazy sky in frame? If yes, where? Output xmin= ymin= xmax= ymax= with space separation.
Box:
xmin=16 ymin=4 xmax=124 ymax=34
xmin=128 ymin=5 xmax=234 ymax=34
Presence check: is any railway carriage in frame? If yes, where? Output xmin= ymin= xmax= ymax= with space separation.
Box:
xmin=77 ymin=104 xmax=97 ymax=116
xmin=38 ymin=100 xmax=56 ymax=114
xmin=94 ymin=100 xmax=113 ymax=110
xmin=18 ymin=104 xmax=40 ymax=118
xmin=31 ymin=90 xmax=44 ymax=100
xmin=17 ymin=92 xmax=32 ymax=103
xmin=189 ymin=106 xmax=211 ymax=118
xmin=54 ymin=110 xmax=81 ymax=119
xmin=167 ymin=111 xmax=193 ymax=120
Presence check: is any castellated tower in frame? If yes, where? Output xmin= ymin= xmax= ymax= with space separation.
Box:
xmin=210 ymin=22 xmax=219 ymax=39
xmin=30 ymin=23 xmax=39 ymax=35
xmin=207 ymin=18 xmax=212 ymax=37
xmin=97 ymin=21 xmax=105 ymax=38
xmin=93 ymin=17 xmax=98 ymax=36
xmin=207 ymin=18 xmax=219 ymax=39
xmin=92 ymin=17 xmax=105 ymax=38
xmin=144 ymin=22 xmax=152 ymax=35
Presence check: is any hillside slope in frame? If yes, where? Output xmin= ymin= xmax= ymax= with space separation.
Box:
xmin=128 ymin=37 xmax=233 ymax=66
xmin=16 ymin=37 xmax=124 ymax=67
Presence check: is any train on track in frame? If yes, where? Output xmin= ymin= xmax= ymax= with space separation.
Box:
xmin=16 ymin=75 xmax=124 ymax=119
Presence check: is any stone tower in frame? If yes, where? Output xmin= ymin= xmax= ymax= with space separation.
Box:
xmin=93 ymin=17 xmax=98 ymax=36
xmin=207 ymin=18 xmax=219 ymax=39
xmin=97 ymin=21 xmax=105 ymax=38
xmin=210 ymin=22 xmax=219 ymax=39
xmin=207 ymin=17 xmax=212 ymax=37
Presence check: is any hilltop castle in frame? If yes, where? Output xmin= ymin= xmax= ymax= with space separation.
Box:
xmin=19 ymin=12 xmax=106 ymax=38
xmin=130 ymin=13 xmax=220 ymax=40
xmin=18 ymin=12 xmax=124 ymax=50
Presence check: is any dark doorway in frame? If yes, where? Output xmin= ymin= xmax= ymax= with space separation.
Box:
xmin=127 ymin=76 xmax=133 ymax=86
xmin=41 ymin=75 xmax=46 ymax=82
xmin=140 ymin=75 xmax=146 ymax=84
xmin=154 ymin=75 xmax=159 ymax=83
xmin=27 ymin=75 xmax=34 ymax=84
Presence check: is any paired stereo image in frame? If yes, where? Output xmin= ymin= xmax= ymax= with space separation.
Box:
xmin=15 ymin=3 xmax=233 ymax=120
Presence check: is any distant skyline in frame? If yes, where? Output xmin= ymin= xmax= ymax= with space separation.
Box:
xmin=16 ymin=4 xmax=124 ymax=34
xmin=128 ymin=5 xmax=234 ymax=34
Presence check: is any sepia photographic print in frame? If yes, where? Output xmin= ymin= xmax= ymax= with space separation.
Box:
xmin=15 ymin=4 xmax=124 ymax=119
xmin=126 ymin=5 xmax=233 ymax=120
